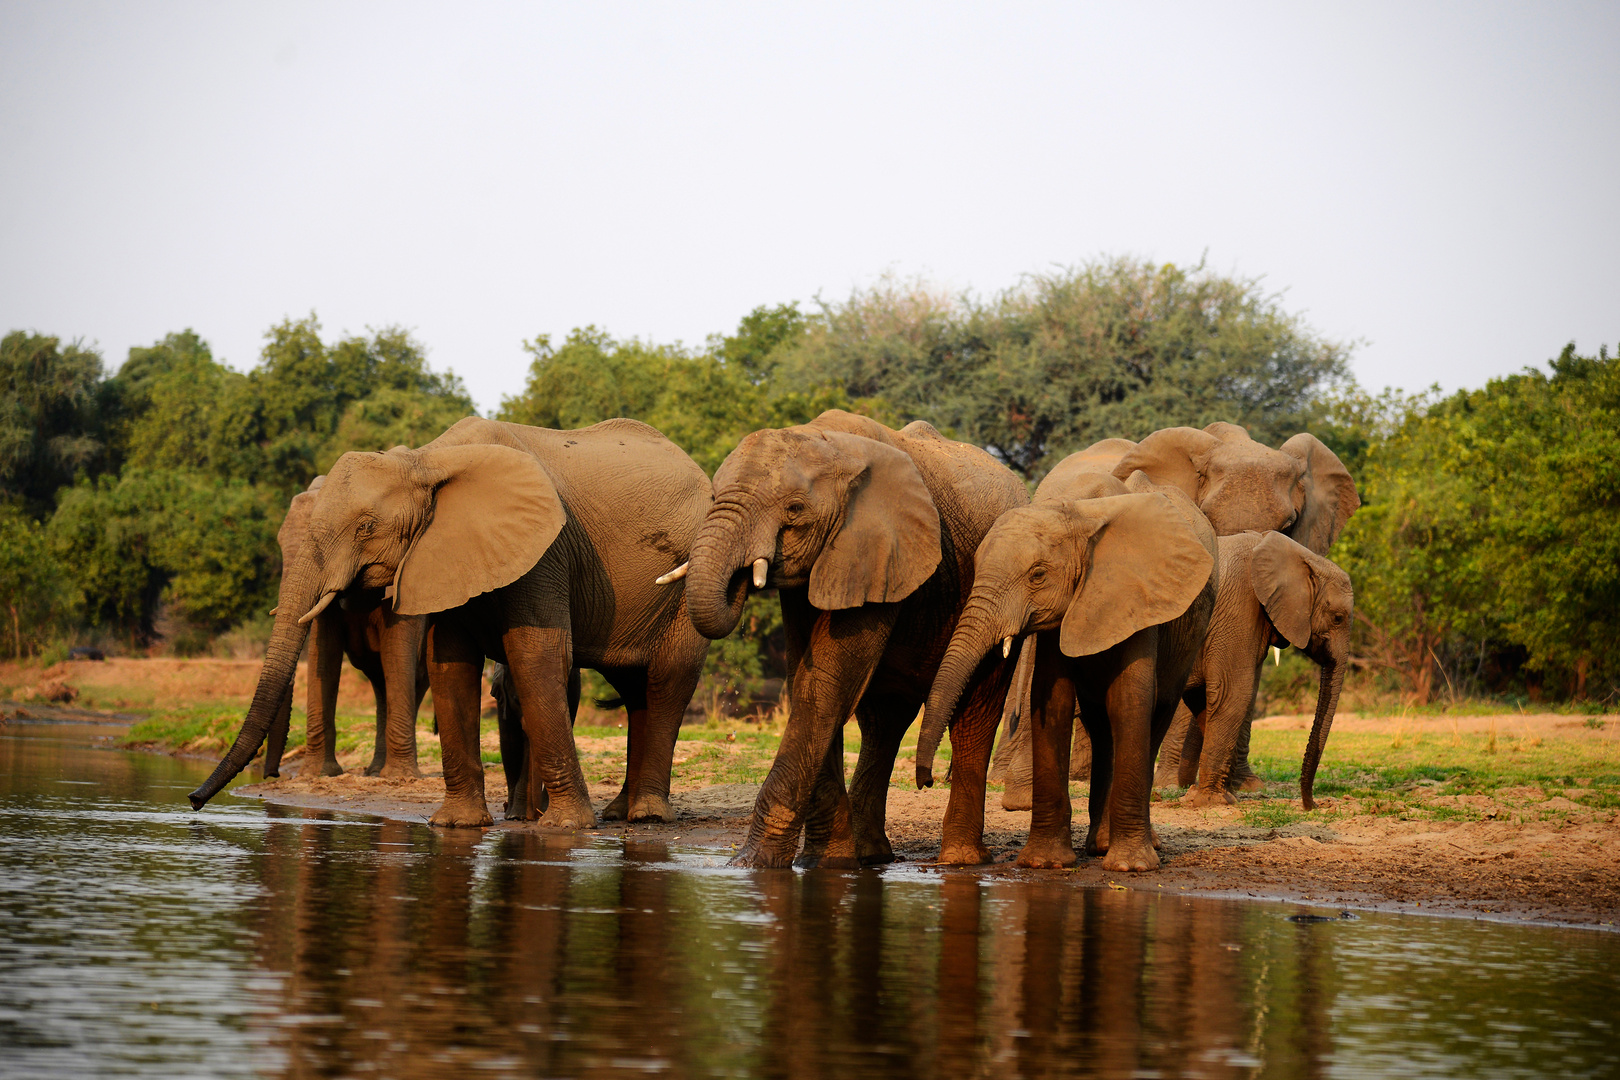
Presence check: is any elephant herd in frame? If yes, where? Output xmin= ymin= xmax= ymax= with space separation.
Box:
xmin=189 ymin=410 xmax=1357 ymax=874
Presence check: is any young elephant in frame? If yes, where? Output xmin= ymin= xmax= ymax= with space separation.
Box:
xmin=263 ymin=475 xmax=429 ymax=781
xmin=189 ymin=417 xmax=712 ymax=829
xmin=669 ymin=410 xmax=1028 ymax=868
xmin=917 ymin=475 xmax=1218 ymax=872
xmin=1178 ymin=531 xmax=1353 ymax=810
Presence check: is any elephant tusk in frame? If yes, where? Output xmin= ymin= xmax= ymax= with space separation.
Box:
xmin=1272 ymin=646 xmax=1282 ymax=666
xmin=752 ymin=558 xmax=768 ymax=589
xmin=298 ymin=591 xmax=338 ymax=625
xmin=1003 ymin=636 xmax=1014 ymax=659
xmin=655 ymin=561 xmax=690 ymax=586
xmin=267 ymin=606 xmax=278 ymax=617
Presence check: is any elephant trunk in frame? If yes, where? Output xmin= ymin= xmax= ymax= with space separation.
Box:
xmin=686 ymin=499 xmax=754 ymax=640
xmin=187 ymin=552 xmax=326 ymax=809
xmin=1300 ymin=655 xmax=1344 ymax=811
xmin=916 ymin=592 xmax=1013 ymax=788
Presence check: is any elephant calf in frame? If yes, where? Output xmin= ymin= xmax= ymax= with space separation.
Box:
xmin=1177 ymin=531 xmax=1353 ymax=810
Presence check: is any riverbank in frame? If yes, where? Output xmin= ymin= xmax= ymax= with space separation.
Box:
xmin=4 ymin=657 xmax=1617 ymax=929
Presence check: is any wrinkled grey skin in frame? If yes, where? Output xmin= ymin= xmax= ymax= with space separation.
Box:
xmin=681 ymin=411 xmax=1028 ymax=869
xmin=189 ymin=418 xmax=711 ymax=831
xmin=997 ymin=424 xmax=1360 ymax=808
xmin=1175 ymin=532 xmax=1353 ymax=810
xmin=263 ymin=476 xmax=428 ymax=782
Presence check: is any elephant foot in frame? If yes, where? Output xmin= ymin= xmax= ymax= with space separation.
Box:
xmin=1099 ymin=837 xmax=1160 ymax=873
xmin=1152 ymin=763 xmax=1181 ymax=788
xmin=319 ymin=759 xmax=344 ymax=778
xmin=378 ymin=760 xmax=423 ymax=781
xmin=538 ymin=795 xmax=596 ymax=830
xmin=1017 ymin=833 xmax=1078 ymax=869
xmin=1179 ymin=786 xmax=1238 ymax=809
xmin=730 ymin=840 xmax=795 ymax=869
xmin=363 ymin=755 xmax=387 ymax=777
xmin=1001 ymin=782 xmax=1033 ymax=812
xmin=1231 ymin=773 xmax=1264 ymax=793
xmin=600 ymin=789 xmax=630 ymax=822
xmin=628 ymin=794 xmax=673 ymax=823
xmin=937 ymin=839 xmax=992 ymax=866
xmin=430 ymin=798 xmax=493 ymax=828
xmin=857 ymin=833 xmax=896 ymax=867
xmin=504 ymin=799 xmax=532 ymax=822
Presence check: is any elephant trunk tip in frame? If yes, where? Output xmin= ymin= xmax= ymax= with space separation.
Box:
xmin=187 ymin=789 xmax=209 ymax=811
xmin=915 ymin=764 xmax=935 ymax=789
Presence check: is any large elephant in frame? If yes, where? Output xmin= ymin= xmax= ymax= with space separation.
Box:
xmin=995 ymin=423 xmax=1359 ymax=805
xmin=262 ymin=475 xmax=429 ymax=781
xmin=917 ymin=472 xmax=1217 ymax=871
xmin=188 ymin=417 xmax=712 ymax=829
xmin=1177 ymin=531 xmax=1353 ymax=810
xmin=668 ymin=410 xmax=1028 ymax=868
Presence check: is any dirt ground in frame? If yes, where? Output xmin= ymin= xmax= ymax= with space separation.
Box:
xmin=237 ymin=733 xmax=1620 ymax=931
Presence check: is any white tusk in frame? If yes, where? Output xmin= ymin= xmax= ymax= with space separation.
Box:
xmin=655 ymin=561 xmax=690 ymax=586
xmin=752 ymin=558 xmax=769 ymax=588
xmin=1272 ymin=646 xmax=1282 ymax=666
xmin=267 ymin=606 xmax=278 ymax=617
xmin=297 ymin=591 xmax=338 ymax=625
xmin=1002 ymin=636 xmax=1014 ymax=659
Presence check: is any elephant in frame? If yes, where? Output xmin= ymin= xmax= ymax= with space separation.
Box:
xmin=188 ymin=417 xmax=712 ymax=830
xmin=917 ymin=471 xmax=1218 ymax=871
xmin=668 ymin=410 xmax=1028 ymax=868
xmin=994 ymin=423 xmax=1359 ymax=806
xmin=1176 ymin=531 xmax=1353 ymax=810
xmin=262 ymin=475 xmax=429 ymax=781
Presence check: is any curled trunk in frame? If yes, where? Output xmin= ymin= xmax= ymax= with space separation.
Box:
xmin=1299 ymin=658 xmax=1343 ymax=811
xmin=187 ymin=553 xmax=324 ymax=809
xmin=685 ymin=504 xmax=752 ymax=639
xmin=915 ymin=598 xmax=1002 ymax=788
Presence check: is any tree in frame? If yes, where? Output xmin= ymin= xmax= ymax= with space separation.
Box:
xmin=0 ymin=505 xmax=64 ymax=657
xmin=771 ymin=258 xmax=1352 ymax=480
xmin=0 ymin=332 xmax=109 ymax=515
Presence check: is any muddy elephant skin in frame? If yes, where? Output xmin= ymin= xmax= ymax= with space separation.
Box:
xmin=189 ymin=417 xmax=712 ymax=831
xmin=677 ymin=410 xmax=1028 ymax=869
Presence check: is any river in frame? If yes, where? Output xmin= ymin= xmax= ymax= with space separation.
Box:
xmin=1 ymin=719 xmax=1616 ymax=1079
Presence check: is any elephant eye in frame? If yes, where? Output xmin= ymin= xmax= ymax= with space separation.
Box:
xmin=786 ymin=500 xmax=806 ymax=516
xmin=1028 ymin=567 xmax=1047 ymax=586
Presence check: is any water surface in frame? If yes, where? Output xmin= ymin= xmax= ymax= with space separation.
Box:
xmin=2 ymin=722 xmax=1616 ymax=1079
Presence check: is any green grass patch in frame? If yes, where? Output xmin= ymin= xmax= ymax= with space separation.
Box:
xmin=1241 ymin=804 xmax=1308 ymax=829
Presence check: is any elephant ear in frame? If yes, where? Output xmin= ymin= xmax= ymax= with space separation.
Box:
xmin=392 ymin=444 xmax=566 ymax=616
xmin=1059 ymin=493 xmax=1215 ymax=657
xmin=808 ymin=431 xmax=942 ymax=610
xmin=1250 ymin=531 xmax=1314 ymax=649
xmin=277 ymin=476 xmax=324 ymax=566
xmin=1203 ymin=421 xmax=1252 ymax=443
xmin=1111 ymin=427 xmax=1217 ymax=504
xmin=1279 ymin=433 xmax=1359 ymax=554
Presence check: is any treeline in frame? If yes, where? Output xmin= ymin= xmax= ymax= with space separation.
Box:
xmin=2 ymin=255 xmax=1612 ymax=704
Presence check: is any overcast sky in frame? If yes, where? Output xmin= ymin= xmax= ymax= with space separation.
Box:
xmin=3 ymin=1 xmax=1616 ymax=415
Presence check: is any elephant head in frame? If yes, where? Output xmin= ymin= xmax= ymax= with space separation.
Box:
xmin=1249 ymin=531 xmax=1354 ymax=810
xmin=1111 ymin=423 xmax=1358 ymax=554
xmin=678 ymin=422 xmax=942 ymax=639
xmin=916 ymin=492 xmax=1214 ymax=786
xmin=276 ymin=475 xmax=324 ymax=566
xmin=187 ymin=442 xmax=565 ymax=808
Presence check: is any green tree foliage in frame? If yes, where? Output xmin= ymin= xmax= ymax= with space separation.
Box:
xmin=47 ymin=469 xmax=281 ymax=645
xmin=772 ymin=258 xmax=1351 ymax=479
xmin=1338 ymin=344 xmax=1620 ymax=703
xmin=0 ymin=505 xmax=66 ymax=657
xmin=0 ymin=332 xmax=109 ymax=515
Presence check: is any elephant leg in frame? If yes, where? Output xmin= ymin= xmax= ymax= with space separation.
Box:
xmin=629 ymin=641 xmax=703 ymax=823
xmin=496 ymin=670 xmax=531 ymax=821
xmin=359 ymin=654 xmax=389 ymax=776
xmin=796 ymin=727 xmax=856 ymax=869
xmin=374 ymin=608 xmax=426 ymax=780
xmin=1097 ymin=634 xmax=1160 ymax=873
xmin=1183 ymin=672 xmax=1256 ymax=807
xmin=1155 ymin=702 xmax=1194 ymax=788
xmin=1070 ymin=713 xmax=1094 ymax=782
xmin=263 ymin=680 xmax=291 ymax=778
xmin=848 ymin=695 xmax=918 ymax=866
xmin=305 ymin=606 xmax=345 ymax=778
xmin=939 ymin=652 xmax=1015 ymax=866
xmin=426 ymin=619 xmax=492 ymax=827
xmin=732 ymin=604 xmax=897 ymax=869
xmin=1018 ymin=633 xmax=1078 ymax=869
xmin=505 ymin=625 xmax=594 ymax=830
xmin=996 ymin=640 xmax=1037 ymax=809
xmin=1227 ymin=714 xmax=1263 ymax=792
xmin=1080 ymin=696 xmax=1113 ymax=856
xmin=596 ymin=667 xmax=648 ymax=821
xmin=1177 ymin=688 xmax=1207 ymax=788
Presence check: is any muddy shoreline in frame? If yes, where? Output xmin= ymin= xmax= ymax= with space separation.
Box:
xmin=236 ymin=761 xmax=1620 ymax=932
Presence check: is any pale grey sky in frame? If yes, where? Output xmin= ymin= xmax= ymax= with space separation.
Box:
xmin=3 ymin=1 xmax=1616 ymax=415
